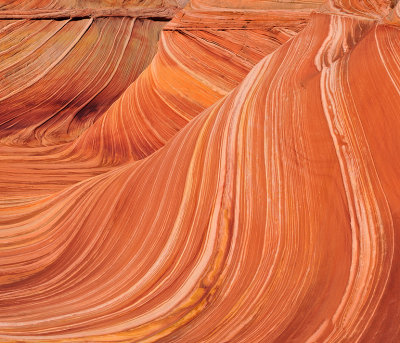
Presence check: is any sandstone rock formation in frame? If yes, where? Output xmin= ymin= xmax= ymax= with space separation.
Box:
xmin=0 ymin=0 xmax=317 ymax=201
xmin=0 ymin=1 xmax=182 ymax=146
xmin=0 ymin=0 xmax=400 ymax=342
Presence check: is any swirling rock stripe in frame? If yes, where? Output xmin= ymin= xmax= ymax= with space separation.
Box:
xmin=73 ymin=16 xmax=307 ymax=163
xmin=0 ymin=17 xmax=166 ymax=146
xmin=70 ymin=0 xmax=321 ymax=163
xmin=0 ymin=4 xmax=310 ymax=201
xmin=1 ymin=6 xmax=400 ymax=342
xmin=325 ymin=0 xmax=396 ymax=17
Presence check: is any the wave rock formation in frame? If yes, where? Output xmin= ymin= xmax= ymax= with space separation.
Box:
xmin=0 ymin=0 xmax=399 ymax=342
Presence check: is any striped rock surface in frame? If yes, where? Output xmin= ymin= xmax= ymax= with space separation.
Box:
xmin=0 ymin=17 xmax=166 ymax=146
xmin=73 ymin=1 xmax=316 ymax=162
xmin=0 ymin=0 xmax=185 ymax=146
xmin=1 ymin=0 xmax=400 ymax=342
xmin=0 ymin=0 xmax=185 ymax=10
xmin=0 ymin=0 xmax=318 ymax=202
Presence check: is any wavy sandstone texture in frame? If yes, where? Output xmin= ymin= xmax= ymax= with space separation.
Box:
xmin=0 ymin=0 xmax=185 ymax=146
xmin=0 ymin=0 xmax=317 ymax=201
xmin=1 ymin=0 xmax=400 ymax=342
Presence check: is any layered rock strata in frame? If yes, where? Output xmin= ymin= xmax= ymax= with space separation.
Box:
xmin=1 ymin=0 xmax=400 ymax=342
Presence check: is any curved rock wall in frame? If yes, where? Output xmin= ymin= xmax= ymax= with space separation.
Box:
xmin=0 ymin=0 xmax=400 ymax=342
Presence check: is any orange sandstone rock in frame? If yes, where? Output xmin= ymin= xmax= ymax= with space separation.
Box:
xmin=0 ymin=0 xmax=400 ymax=342
xmin=0 ymin=0 xmax=313 ymax=200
